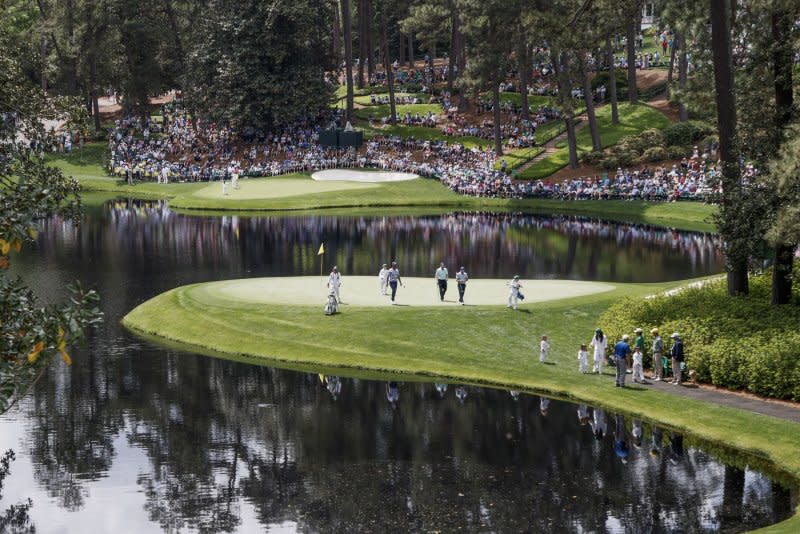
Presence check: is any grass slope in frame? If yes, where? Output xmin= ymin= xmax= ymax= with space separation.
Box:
xmin=123 ymin=277 xmax=799 ymax=533
xmin=519 ymin=103 xmax=671 ymax=180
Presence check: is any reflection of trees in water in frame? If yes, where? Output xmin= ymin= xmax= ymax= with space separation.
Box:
xmin=17 ymin=347 xmax=792 ymax=532
xmin=30 ymin=202 xmax=724 ymax=283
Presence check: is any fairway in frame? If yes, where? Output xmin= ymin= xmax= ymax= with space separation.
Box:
xmin=198 ymin=276 xmax=616 ymax=307
xmin=191 ymin=177 xmax=377 ymax=200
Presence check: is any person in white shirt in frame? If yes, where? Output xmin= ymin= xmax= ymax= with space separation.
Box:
xmin=539 ymin=335 xmax=550 ymax=363
xmin=327 ymin=266 xmax=342 ymax=303
xmin=455 ymin=266 xmax=468 ymax=305
xmin=387 ymin=261 xmax=403 ymax=303
xmin=378 ymin=263 xmax=389 ymax=295
xmin=590 ymin=328 xmax=608 ymax=374
xmin=434 ymin=262 xmax=448 ymax=301
xmin=578 ymin=344 xmax=589 ymax=373
xmin=507 ymin=275 xmax=522 ymax=310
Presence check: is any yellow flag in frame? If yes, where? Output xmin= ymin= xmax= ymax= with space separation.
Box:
xmin=317 ymin=243 xmax=325 ymax=255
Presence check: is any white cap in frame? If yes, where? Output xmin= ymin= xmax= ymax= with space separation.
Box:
xmin=671 ymin=332 xmax=680 ymax=339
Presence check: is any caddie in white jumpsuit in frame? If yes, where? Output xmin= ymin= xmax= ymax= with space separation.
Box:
xmin=327 ymin=266 xmax=342 ymax=303
xmin=507 ymin=275 xmax=522 ymax=310
xmin=378 ymin=263 xmax=389 ymax=295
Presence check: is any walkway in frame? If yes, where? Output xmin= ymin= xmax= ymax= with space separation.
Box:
xmin=517 ymin=112 xmax=589 ymax=174
xmin=644 ymin=376 xmax=800 ymax=424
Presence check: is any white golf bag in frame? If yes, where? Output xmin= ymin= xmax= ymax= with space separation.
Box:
xmin=324 ymin=292 xmax=339 ymax=315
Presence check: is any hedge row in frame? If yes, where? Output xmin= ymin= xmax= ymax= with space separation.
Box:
xmin=599 ymin=274 xmax=800 ymax=400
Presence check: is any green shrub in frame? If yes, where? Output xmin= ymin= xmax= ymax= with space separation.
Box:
xmin=599 ymin=274 xmax=800 ymax=400
xmin=642 ymin=146 xmax=668 ymax=162
xmin=581 ymin=151 xmax=605 ymax=165
xmin=662 ymin=121 xmax=714 ymax=147
xmin=591 ymin=71 xmax=627 ymax=91
xmin=666 ymin=145 xmax=687 ymax=160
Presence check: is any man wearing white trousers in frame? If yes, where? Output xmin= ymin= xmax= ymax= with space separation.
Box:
xmin=507 ymin=275 xmax=522 ymax=310
xmin=378 ymin=263 xmax=389 ymax=295
xmin=327 ymin=266 xmax=342 ymax=303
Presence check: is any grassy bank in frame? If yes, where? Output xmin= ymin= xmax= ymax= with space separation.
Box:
xmin=519 ymin=103 xmax=672 ymax=180
xmin=123 ymin=277 xmax=799 ymax=533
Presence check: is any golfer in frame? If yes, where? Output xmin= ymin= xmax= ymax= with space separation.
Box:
xmin=327 ymin=266 xmax=342 ymax=303
xmin=435 ymin=262 xmax=448 ymax=302
xmin=455 ymin=266 xmax=468 ymax=305
xmin=387 ymin=261 xmax=403 ymax=304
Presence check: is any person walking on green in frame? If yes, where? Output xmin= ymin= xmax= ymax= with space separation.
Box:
xmin=435 ymin=262 xmax=448 ymax=302
xmin=455 ymin=266 xmax=468 ymax=305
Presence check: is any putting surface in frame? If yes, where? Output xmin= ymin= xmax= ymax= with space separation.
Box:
xmin=311 ymin=169 xmax=418 ymax=182
xmin=191 ymin=177 xmax=377 ymax=200
xmin=202 ymin=276 xmax=616 ymax=307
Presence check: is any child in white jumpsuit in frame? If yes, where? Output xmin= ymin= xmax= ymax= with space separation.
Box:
xmin=539 ymin=335 xmax=549 ymax=363
xmin=578 ymin=344 xmax=589 ymax=373
xmin=378 ymin=264 xmax=389 ymax=295
xmin=507 ymin=275 xmax=522 ymax=310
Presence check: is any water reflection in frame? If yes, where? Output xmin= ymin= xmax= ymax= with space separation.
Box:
xmin=0 ymin=200 xmax=789 ymax=533
xmin=1 ymin=359 xmax=792 ymax=533
xmin=25 ymin=200 xmax=725 ymax=284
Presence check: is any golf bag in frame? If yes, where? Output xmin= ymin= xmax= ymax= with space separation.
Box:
xmin=324 ymin=292 xmax=339 ymax=315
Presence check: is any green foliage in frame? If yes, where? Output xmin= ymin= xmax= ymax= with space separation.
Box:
xmin=661 ymin=121 xmax=714 ymax=147
xmin=184 ymin=0 xmax=335 ymax=129
xmin=600 ymin=275 xmax=800 ymax=400
xmin=0 ymin=29 xmax=103 ymax=414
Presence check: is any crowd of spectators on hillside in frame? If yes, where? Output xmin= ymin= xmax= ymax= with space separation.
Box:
xmin=105 ymin=99 xmax=722 ymax=202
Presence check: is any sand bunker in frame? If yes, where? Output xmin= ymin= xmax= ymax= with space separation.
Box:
xmin=311 ymin=169 xmax=418 ymax=183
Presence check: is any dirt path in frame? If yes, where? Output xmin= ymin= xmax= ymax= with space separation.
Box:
xmin=516 ymin=113 xmax=589 ymax=174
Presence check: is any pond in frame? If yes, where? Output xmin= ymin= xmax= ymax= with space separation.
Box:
xmin=1 ymin=202 xmax=792 ymax=533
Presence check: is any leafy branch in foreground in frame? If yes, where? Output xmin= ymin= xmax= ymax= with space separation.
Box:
xmin=0 ymin=29 xmax=102 ymax=415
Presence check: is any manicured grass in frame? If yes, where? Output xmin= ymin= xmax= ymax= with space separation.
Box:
xmin=122 ymin=276 xmax=800 ymax=533
xmin=361 ymin=123 xmax=489 ymax=148
xmin=354 ymin=103 xmax=442 ymax=120
xmin=519 ymin=103 xmax=671 ymax=180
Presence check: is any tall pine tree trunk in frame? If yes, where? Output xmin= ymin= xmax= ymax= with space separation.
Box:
xmin=667 ymin=30 xmax=677 ymax=96
xmin=366 ymin=1 xmax=375 ymax=81
xmin=581 ymin=55 xmax=602 ymax=152
xmin=407 ymin=33 xmax=413 ymax=68
xmin=447 ymin=14 xmax=459 ymax=94
xmin=771 ymin=9 xmax=795 ymax=305
xmin=518 ymin=41 xmax=530 ymax=123
xmin=357 ymin=0 xmax=365 ymax=88
xmin=342 ymin=0 xmax=355 ymax=122
xmin=381 ymin=4 xmax=396 ymax=125
xmin=606 ymin=33 xmax=618 ymax=124
xmin=90 ymin=52 xmax=101 ymax=132
xmin=492 ymin=81 xmax=502 ymax=155
xmin=333 ymin=0 xmax=342 ymax=66
xmin=626 ymin=9 xmax=638 ymax=104
xmin=677 ymin=32 xmax=688 ymax=122
xmin=710 ymin=0 xmax=748 ymax=296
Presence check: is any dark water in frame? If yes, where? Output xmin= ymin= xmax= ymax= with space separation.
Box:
xmin=0 ymin=202 xmax=792 ymax=533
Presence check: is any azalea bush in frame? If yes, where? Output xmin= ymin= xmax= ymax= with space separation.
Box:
xmin=600 ymin=275 xmax=800 ymax=400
